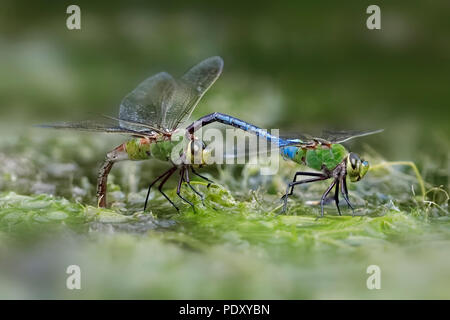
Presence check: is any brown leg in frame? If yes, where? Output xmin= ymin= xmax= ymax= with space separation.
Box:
xmin=185 ymin=167 xmax=205 ymax=204
xmin=144 ymin=167 xmax=178 ymax=211
xmin=283 ymin=171 xmax=325 ymax=197
xmin=320 ymin=179 xmax=337 ymax=218
xmin=177 ymin=167 xmax=196 ymax=211
xmin=340 ymin=177 xmax=355 ymax=214
xmin=158 ymin=166 xmax=179 ymax=212
xmin=191 ymin=166 xmax=214 ymax=188
xmin=281 ymin=176 xmax=328 ymax=213
xmin=334 ymin=179 xmax=341 ymax=216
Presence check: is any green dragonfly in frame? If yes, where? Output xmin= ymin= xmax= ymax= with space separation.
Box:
xmin=39 ymin=56 xmax=223 ymax=211
xmin=187 ymin=113 xmax=383 ymax=216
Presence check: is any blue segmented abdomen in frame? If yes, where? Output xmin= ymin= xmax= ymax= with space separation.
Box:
xmin=281 ymin=146 xmax=298 ymax=160
xmin=215 ymin=113 xmax=284 ymax=144
xmin=187 ymin=112 xmax=302 ymax=162
xmin=213 ymin=113 xmax=303 ymax=160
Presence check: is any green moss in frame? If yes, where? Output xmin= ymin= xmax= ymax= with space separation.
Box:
xmin=0 ymin=192 xmax=134 ymax=234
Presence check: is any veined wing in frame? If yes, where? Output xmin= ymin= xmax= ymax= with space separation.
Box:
xmin=119 ymin=72 xmax=176 ymax=132
xmin=279 ymin=133 xmax=315 ymax=147
xmin=119 ymin=56 xmax=223 ymax=133
xmin=103 ymin=115 xmax=166 ymax=135
xmin=280 ymin=129 xmax=384 ymax=147
xmin=165 ymin=56 xmax=224 ymax=130
xmin=36 ymin=119 xmax=155 ymax=138
xmin=321 ymin=129 xmax=384 ymax=143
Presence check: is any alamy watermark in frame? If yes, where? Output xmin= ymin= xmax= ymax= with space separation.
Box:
xmin=66 ymin=264 xmax=81 ymax=290
xmin=168 ymin=127 xmax=282 ymax=175
xmin=66 ymin=5 xmax=81 ymax=30
xmin=366 ymin=265 xmax=381 ymax=290
xmin=366 ymin=5 xmax=381 ymax=30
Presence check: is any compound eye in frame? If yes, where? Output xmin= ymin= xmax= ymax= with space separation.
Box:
xmin=349 ymin=153 xmax=358 ymax=169
xmin=191 ymin=141 xmax=203 ymax=156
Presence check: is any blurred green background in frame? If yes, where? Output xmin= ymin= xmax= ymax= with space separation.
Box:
xmin=1 ymin=1 xmax=449 ymax=157
xmin=0 ymin=0 xmax=449 ymax=299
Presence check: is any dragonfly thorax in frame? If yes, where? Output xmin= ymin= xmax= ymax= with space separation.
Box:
xmin=123 ymin=134 xmax=178 ymax=161
xmin=281 ymin=143 xmax=348 ymax=171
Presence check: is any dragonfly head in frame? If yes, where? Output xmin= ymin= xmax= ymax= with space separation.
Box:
xmin=346 ymin=153 xmax=369 ymax=182
xmin=186 ymin=140 xmax=211 ymax=165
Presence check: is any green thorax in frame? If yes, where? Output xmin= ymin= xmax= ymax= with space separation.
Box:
xmin=282 ymin=143 xmax=348 ymax=171
xmin=125 ymin=135 xmax=184 ymax=161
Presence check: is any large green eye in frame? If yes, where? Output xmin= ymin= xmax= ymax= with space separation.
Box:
xmin=360 ymin=160 xmax=370 ymax=178
xmin=349 ymin=153 xmax=358 ymax=169
xmin=191 ymin=141 xmax=203 ymax=156
xmin=346 ymin=153 xmax=368 ymax=182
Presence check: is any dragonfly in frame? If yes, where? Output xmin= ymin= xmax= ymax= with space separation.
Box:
xmin=186 ymin=112 xmax=383 ymax=217
xmin=38 ymin=56 xmax=224 ymax=211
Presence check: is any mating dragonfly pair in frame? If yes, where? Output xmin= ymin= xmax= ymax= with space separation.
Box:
xmin=39 ymin=57 xmax=382 ymax=217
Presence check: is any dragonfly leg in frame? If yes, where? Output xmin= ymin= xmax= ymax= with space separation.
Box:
xmin=334 ymin=179 xmax=341 ymax=216
xmin=281 ymin=176 xmax=328 ymax=213
xmin=158 ymin=166 xmax=179 ymax=212
xmin=319 ymin=179 xmax=337 ymax=218
xmin=191 ymin=167 xmax=214 ymax=188
xmin=144 ymin=167 xmax=175 ymax=211
xmin=340 ymin=177 xmax=355 ymax=215
xmin=177 ymin=167 xmax=196 ymax=211
xmin=97 ymin=158 xmax=114 ymax=208
xmin=185 ymin=167 xmax=206 ymax=205
xmin=281 ymin=171 xmax=325 ymax=200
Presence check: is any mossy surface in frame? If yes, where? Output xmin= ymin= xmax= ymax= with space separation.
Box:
xmin=0 ymin=133 xmax=448 ymax=299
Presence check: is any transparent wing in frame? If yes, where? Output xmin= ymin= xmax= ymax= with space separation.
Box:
xmin=164 ymin=56 xmax=224 ymax=130
xmin=321 ymin=129 xmax=384 ymax=143
xmin=36 ymin=119 xmax=154 ymax=137
xmin=39 ymin=57 xmax=223 ymax=137
xmin=103 ymin=115 xmax=166 ymax=134
xmin=279 ymin=133 xmax=315 ymax=146
xmin=119 ymin=72 xmax=177 ymax=132
xmin=119 ymin=56 xmax=223 ymax=132
xmin=280 ymin=129 xmax=384 ymax=146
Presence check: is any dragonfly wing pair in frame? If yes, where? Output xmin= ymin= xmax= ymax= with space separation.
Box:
xmin=39 ymin=56 xmax=224 ymax=135
xmin=119 ymin=56 xmax=223 ymax=133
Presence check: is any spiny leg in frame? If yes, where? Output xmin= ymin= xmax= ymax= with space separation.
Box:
xmin=144 ymin=167 xmax=174 ymax=211
xmin=184 ymin=167 xmax=206 ymax=205
xmin=191 ymin=167 xmax=214 ymax=188
xmin=340 ymin=177 xmax=355 ymax=215
xmin=281 ymin=177 xmax=328 ymax=213
xmin=281 ymin=171 xmax=326 ymax=201
xmin=320 ymin=179 xmax=337 ymax=218
xmin=158 ymin=166 xmax=179 ymax=212
xmin=176 ymin=167 xmax=196 ymax=211
xmin=334 ymin=179 xmax=341 ymax=216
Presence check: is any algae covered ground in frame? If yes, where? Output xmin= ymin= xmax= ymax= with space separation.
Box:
xmin=0 ymin=131 xmax=448 ymax=299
